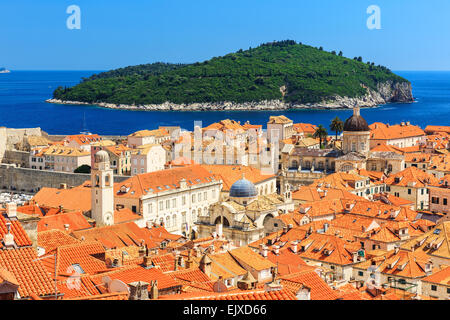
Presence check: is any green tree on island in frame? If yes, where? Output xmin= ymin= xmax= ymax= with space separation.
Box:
xmin=330 ymin=116 xmax=344 ymax=144
xmin=313 ymin=125 xmax=328 ymax=149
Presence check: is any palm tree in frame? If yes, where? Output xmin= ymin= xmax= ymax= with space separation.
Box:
xmin=313 ymin=125 xmax=328 ymax=149
xmin=330 ymin=117 xmax=344 ymax=144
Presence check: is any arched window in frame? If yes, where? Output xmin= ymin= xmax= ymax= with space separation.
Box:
xmin=166 ymin=216 xmax=171 ymax=227
xmin=291 ymin=160 xmax=298 ymax=169
xmin=105 ymin=174 xmax=110 ymax=186
xmin=95 ymin=174 xmax=100 ymax=187
xmin=304 ymin=161 xmax=311 ymax=169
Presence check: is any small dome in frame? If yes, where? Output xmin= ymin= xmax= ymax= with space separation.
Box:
xmin=344 ymin=107 xmax=370 ymax=132
xmin=229 ymin=177 xmax=257 ymax=198
xmin=95 ymin=150 xmax=109 ymax=163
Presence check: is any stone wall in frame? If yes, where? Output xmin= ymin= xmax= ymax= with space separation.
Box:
xmin=2 ymin=150 xmax=30 ymax=167
xmin=0 ymin=164 xmax=129 ymax=193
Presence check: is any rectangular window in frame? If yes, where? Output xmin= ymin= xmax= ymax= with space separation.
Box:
xmin=408 ymin=189 xmax=412 ymax=195
xmin=166 ymin=200 xmax=170 ymax=209
xmin=444 ymin=198 xmax=448 ymax=206
xmin=198 ymin=193 xmax=202 ymax=202
xmin=204 ymin=191 xmax=207 ymax=200
xmin=182 ymin=196 xmax=186 ymax=206
xmin=159 ymin=201 xmax=163 ymax=210
xmin=192 ymin=194 xmax=196 ymax=203
xmin=172 ymin=199 xmax=176 ymax=208
xmin=358 ymin=271 xmax=364 ymax=276
xmin=148 ymin=203 xmax=152 ymax=214
xmin=431 ymin=285 xmax=437 ymax=291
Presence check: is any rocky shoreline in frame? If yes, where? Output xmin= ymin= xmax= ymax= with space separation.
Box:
xmin=46 ymin=81 xmax=414 ymax=112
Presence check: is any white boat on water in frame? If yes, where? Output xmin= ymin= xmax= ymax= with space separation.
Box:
xmin=0 ymin=68 xmax=11 ymax=73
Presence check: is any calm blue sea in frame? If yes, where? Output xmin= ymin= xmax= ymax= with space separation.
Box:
xmin=0 ymin=70 xmax=449 ymax=135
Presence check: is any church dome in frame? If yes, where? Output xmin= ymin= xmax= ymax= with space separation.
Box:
xmin=95 ymin=150 xmax=110 ymax=163
xmin=229 ymin=177 xmax=257 ymax=198
xmin=343 ymin=107 xmax=370 ymax=132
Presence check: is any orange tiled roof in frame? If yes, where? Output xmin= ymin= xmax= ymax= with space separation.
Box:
xmin=292 ymin=186 xmax=363 ymax=203
xmin=293 ymin=123 xmax=317 ymax=135
xmin=425 ymin=125 xmax=450 ymax=135
xmin=90 ymin=265 xmax=181 ymax=292
xmin=228 ymin=246 xmax=276 ymax=272
xmin=370 ymin=144 xmax=405 ymax=154
xmin=201 ymin=165 xmax=275 ymax=191
xmin=169 ymin=267 xmax=214 ymax=292
xmin=72 ymin=223 xmax=171 ymax=249
xmin=280 ymin=269 xmax=339 ymax=300
xmin=129 ymin=128 xmax=169 ymax=138
xmin=38 ymin=210 xmax=92 ymax=233
xmin=384 ymin=166 xmax=440 ymax=188
xmin=0 ymin=214 xmax=33 ymax=248
xmin=43 ymin=241 xmax=108 ymax=277
xmin=32 ymin=183 xmax=92 ymax=213
xmin=266 ymin=248 xmax=309 ymax=276
xmin=115 ymin=165 xmax=218 ymax=199
xmin=400 ymin=221 xmax=450 ymax=259
xmin=295 ymin=233 xmax=357 ymax=266
xmin=369 ymin=122 xmax=425 ymax=140
xmin=354 ymin=248 xmax=434 ymax=279
xmin=114 ymin=208 xmax=141 ymax=224
xmin=66 ymin=134 xmax=102 ymax=146
xmin=67 ymin=291 xmax=129 ymax=300
xmin=161 ymin=288 xmax=297 ymax=300
xmin=421 ymin=266 xmax=450 ymax=285
xmin=38 ymin=229 xmax=81 ymax=253
xmin=0 ymin=247 xmax=55 ymax=298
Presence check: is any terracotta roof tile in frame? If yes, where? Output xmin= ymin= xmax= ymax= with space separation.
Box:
xmin=0 ymin=247 xmax=55 ymax=298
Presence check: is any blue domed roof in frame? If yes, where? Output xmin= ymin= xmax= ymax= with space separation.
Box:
xmin=229 ymin=178 xmax=257 ymax=198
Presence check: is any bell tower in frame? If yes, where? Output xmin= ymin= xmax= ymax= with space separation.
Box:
xmin=91 ymin=150 xmax=114 ymax=226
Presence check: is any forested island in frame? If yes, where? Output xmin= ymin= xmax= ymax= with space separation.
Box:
xmin=49 ymin=40 xmax=414 ymax=111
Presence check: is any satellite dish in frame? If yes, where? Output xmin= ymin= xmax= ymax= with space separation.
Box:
xmin=110 ymin=279 xmax=130 ymax=293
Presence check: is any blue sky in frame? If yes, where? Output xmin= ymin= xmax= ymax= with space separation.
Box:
xmin=1 ymin=0 xmax=450 ymax=70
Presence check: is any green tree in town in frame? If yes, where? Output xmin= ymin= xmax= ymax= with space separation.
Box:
xmin=313 ymin=125 xmax=328 ymax=149
xmin=74 ymin=164 xmax=91 ymax=174
xmin=330 ymin=116 xmax=344 ymax=143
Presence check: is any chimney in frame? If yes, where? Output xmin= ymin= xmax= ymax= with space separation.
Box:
xmin=6 ymin=203 xmax=17 ymax=218
xmin=146 ymin=221 xmax=153 ymax=229
xmin=287 ymin=224 xmax=293 ymax=231
xmin=174 ymin=255 xmax=179 ymax=271
xmin=282 ymin=226 xmax=288 ymax=234
xmin=59 ymin=183 xmax=67 ymax=189
xmin=323 ymin=223 xmax=329 ymax=232
xmin=394 ymin=246 xmax=400 ymax=255
xmin=3 ymin=222 xmax=15 ymax=248
xmin=186 ymin=250 xmax=194 ymax=269
xmin=199 ymin=254 xmax=212 ymax=278
xmin=143 ymin=255 xmax=152 ymax=268
xmin=59 ymin=205 xmax=64 ymax=213
xmin=262 ymin=245 xmax=268 ymax=258
xmin=291 ymin=241 xmax=298 ymax=254
xmin=128 ymin=281 xmax=149 ymax=300
xmin=179 ymin=178 xmax=187 ymax=189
